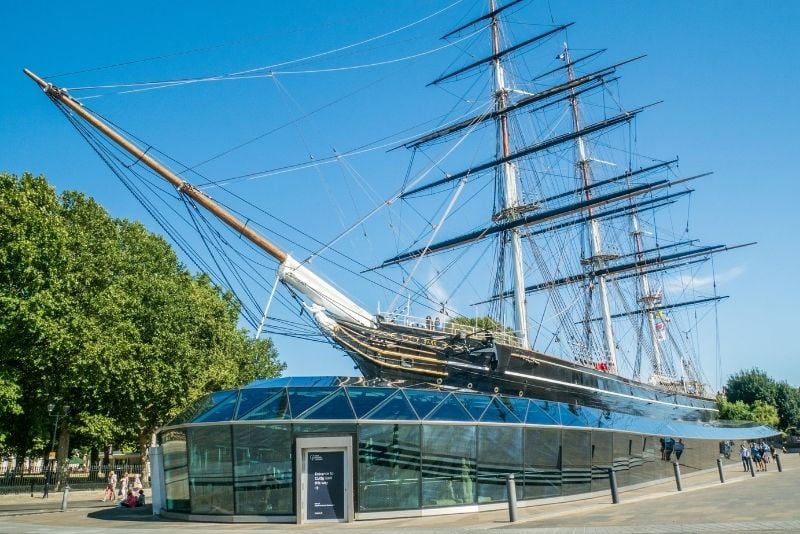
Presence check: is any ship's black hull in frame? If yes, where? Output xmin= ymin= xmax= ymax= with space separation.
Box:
xmin=329 ymin=320 xmax=717 ymax=422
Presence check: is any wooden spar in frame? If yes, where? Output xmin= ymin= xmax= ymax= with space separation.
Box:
xmin=23 ymin=68 xmax=288 ymax=265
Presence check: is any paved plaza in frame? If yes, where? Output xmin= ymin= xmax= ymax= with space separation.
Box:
xmin=1 ymin=454 xmax=798 ymax=533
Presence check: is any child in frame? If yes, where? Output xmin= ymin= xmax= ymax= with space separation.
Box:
xmin=102 ymin=474 xmax=115 ymax=502
xmin=121 ymin=490 xmax=137 ymax=508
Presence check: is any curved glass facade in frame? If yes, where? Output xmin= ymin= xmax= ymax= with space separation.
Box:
xmin=158 ymin=377 xmax=777 ymax=520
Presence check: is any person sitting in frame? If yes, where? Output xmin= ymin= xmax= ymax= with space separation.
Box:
xmin=136 ymin=489 xmax=145 ymax=507
xmin=121 ymin=490 xmax=137 ymax=508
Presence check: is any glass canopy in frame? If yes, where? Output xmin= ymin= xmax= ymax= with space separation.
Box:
xmin=165 ymin=376 xmax=776 ymax=441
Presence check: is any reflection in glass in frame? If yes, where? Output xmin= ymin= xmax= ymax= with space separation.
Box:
xmin=233 ymin=425 xmax=293 ymax=515
xmin=477 ymin=426 xmax=522 ymax=502
xmin=426 ymin=394 xmax=473 ymax=421
xmin=347 ymin=387 xmax=394 ymax=418
xmin=287 ymin=387 xmax=336 ymax=418
xmin=613 ymin=432 xmax=632 ymax=487
xmin=235 ymin=388 xmax=276 ymax=419
xmin=522 ymin=428 xmax=561 ymax=499
xmin=187 ymin=426 xmax=234 ymax=514
xmin=299 ymin=389 xmax=356 ymax=419
xmin=590 ymin=431 xmax=612 ymax=492
xmin=194 ymin=391 xmax=238 ymax=423
xmin=239 ymin=389 xmax=290 ymax=421
xmin=561 ymin=429 xmax=591 ymax=495
xmin=162 ymin=429 xmax=190 ymax=512
xmin=358 ymin=424 xmax=420 ymax=511
xmin=421 ymin=425 xmax=476 ymax=507
xmin=366 ymin=391 xmax=418 ymax=420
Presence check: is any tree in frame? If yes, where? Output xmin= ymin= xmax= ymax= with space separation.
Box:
xmin=717 ymin=396 xmax=753 ymax=421
xmin=724 ymin=368 xmax=800 ymax=430
xmin=725 ymin=369 xmax=777 ymax=406
xmin=0 ymin=172 xmax=285 ymax=464
xmin=448 ymin=315 xmax=513 ymax=334
xmin=750 ymin=400 xmax=780 ymax=428
xmin=773 ymin=382 xmax=800 ymax=430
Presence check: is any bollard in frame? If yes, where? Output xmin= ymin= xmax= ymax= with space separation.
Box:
xmin=716 ymin=458 xmax=725 ymax=483
xmin=30 ymin=481 xmax=34 ymax=497
xmin=747 ymin=456 xmax=756 ymax=477
xmin=672 ymin=462 xmax=682 ymax=491
xmin=775 ymin=453 xmax=783 ymax=473
xmin=506 ymin=474 xmax=518 ymax=523
xmin=60 ymin=485 xmax=70 ymax=512
xmin=608 ymin=467 xmax=620 ymax=504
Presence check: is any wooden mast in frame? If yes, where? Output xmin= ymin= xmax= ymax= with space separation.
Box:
xmin=23 ymin=68 xmax=288 ymax=264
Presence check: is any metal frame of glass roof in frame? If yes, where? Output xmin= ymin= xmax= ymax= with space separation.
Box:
xmin=164 ymin=376 xmax=777 ymax=441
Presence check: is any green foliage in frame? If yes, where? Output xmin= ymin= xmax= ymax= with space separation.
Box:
xmin=750 ymin=400 xmax=780 ymax=427
xmin=726 ymin=368 xmax=800 ymax=429
xmin=0 ymin=172 xmax=285 ymax=457
xmin=717 ymin=396 xmax=753 ymax=421
xmin=448 ymin=315 xmax=513 ymax=334
xmin=726 ymin=369 xmax=776 ymax=406
xmin=722 ymin=368 xmax=800 ymax=430
xmin=716 ymin=396 xmax=780 ymax=427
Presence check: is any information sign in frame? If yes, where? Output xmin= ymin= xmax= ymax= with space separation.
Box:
xmin=305 ymin=451 xmax=344 ymax=520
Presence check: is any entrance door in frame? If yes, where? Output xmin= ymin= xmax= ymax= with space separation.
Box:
xmin=296 ymin=436 xmax=353 ymax=523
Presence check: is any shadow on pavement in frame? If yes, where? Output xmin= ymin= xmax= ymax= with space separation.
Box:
xmin=86 ymin=504 xmax=160 ymax=522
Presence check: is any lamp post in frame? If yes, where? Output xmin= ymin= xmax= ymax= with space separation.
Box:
xmin=44 ymin=403 xmax=69 ymax=498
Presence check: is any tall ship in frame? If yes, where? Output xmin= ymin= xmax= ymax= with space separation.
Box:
xmin=25 ymin=1 xmax=749 ymax=424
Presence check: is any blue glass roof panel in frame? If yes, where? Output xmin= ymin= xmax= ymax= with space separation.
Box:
xmin=404 ymin=389 xmax=449 ymax=419
xmin=526 ymin=400 xmax=561 ymax=425
xmin=454 ymin=392 xmax=492 ymax=421
xmin=426 ymin=393 xmax=473 ymax=421
xmin=480 ymin=396 xmax=521 ymax=423
xmin=168 ymin=394 xmax=213 ymax=426
xmin=239 ymin=389 xmax=290 ymax=420
xmin=193 ymin=390 xmax=238 ymax=423
xmin=506 ymin=397 xmax=530 ymax=422
xmin=244 ymin=376 xmax=355 ymax=389
xmin=287 ymin=387 xmax=336 ymax=418
xmin=366 ymin=391 xmax=418 ymax=421
xmin=580 ymin=406 xmax=606 ymax=428
xmin=235 ymin=388 xmax=276 ymax=419
xmin=298 ymin=389 xmax=356 ymax=419
xmin=244 ymin=376 xmax=292 ymax=389
xmin=559 ymin=404 xmax=589 ymax=427
xmin=346 ymin=387 xmax=395 ymax=418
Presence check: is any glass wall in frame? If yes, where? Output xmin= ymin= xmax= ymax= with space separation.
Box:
xmin=233 ymin=424 xmax=293 ymax=515
xmin=421 ymin=425 xmax=476 ymax=507
xmin=358 ymin=424 xmax=420 ymax=511
xmin=161 ymin=429 xmax=190 ymax=513
xmin=158 ymin=381 xmax=778 ymax=520
xmin=522 ymin=427 xmax=561 ymax=499
xmin=187 ymin=426 xmax=234 ymax=514
xmin=590 ymin=430 xmax=612 ymax=492
xmin=477 ymin=425 xmax=522 ymax=503
xmin=561 ymin=429 xmax=591 ymax=495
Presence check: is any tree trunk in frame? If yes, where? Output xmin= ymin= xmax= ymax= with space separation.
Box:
xmin=89 ymin=447 xmax=100 ymax=481
xmin=139 ymin=433 xmax=152 ymax=488
xmin=56 ymin=428 xmax=70 ymax=491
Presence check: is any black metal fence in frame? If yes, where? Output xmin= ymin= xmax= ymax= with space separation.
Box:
xmin=0 ymin=464 xmax=147 ymax=495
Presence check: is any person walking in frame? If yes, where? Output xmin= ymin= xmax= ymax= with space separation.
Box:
xmin=120 ymin=471 xmax=129 ymax=498
xmin=102 ymin=472 xmax=115 ymax=502
xmin=750 ymin=443 xmax=763 ymax=471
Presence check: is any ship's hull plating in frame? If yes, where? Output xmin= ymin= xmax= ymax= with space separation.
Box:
xmin=329 ymin=320 xmax=716 ymax=422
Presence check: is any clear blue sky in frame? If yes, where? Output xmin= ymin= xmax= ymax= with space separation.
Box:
xmin=3 ymin=1 xmax=799 ymax=388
